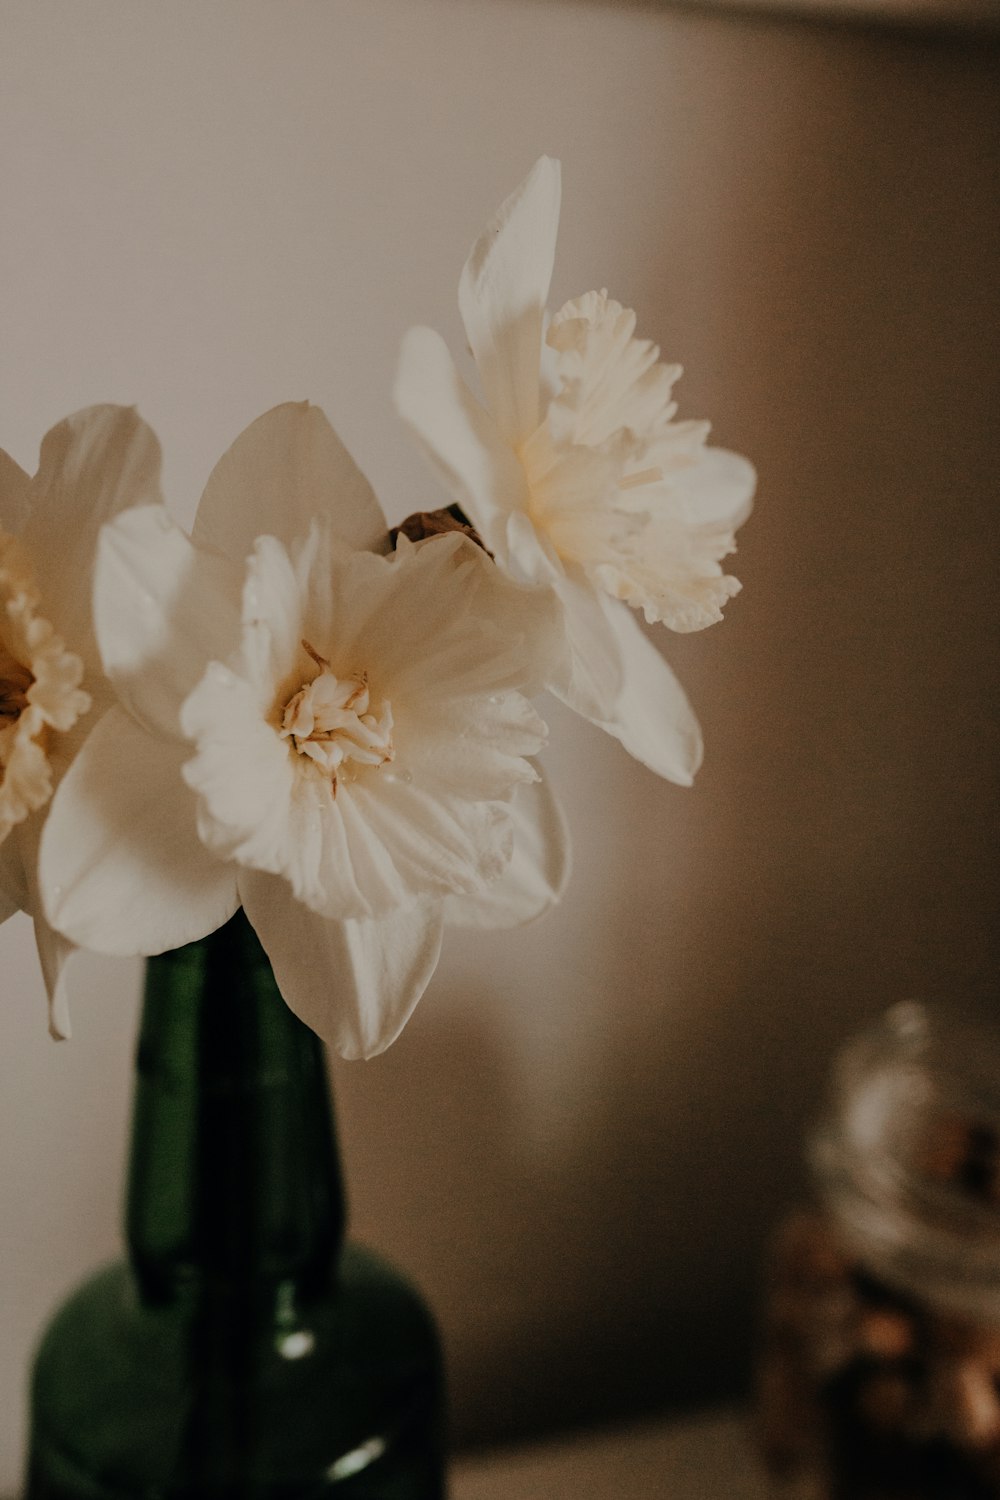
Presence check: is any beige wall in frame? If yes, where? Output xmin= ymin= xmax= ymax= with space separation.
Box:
xmin=1 ymin=0 xmax=997 ymax=1482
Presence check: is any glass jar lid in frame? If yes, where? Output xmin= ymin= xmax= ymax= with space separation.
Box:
xmin=811 ymin=1001 xmax=1000 ymax=1322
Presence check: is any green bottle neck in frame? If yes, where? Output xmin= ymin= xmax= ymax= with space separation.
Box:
xmin=126 ymin=910 xmax=345 ymax=1302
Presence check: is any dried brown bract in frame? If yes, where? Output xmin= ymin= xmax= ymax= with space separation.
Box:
xmin=390 ymin=505 xmax=490 ymax=555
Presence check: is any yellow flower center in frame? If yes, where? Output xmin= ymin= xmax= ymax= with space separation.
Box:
xmin=0 ymin=643 xmax=33 ymax=722
xmin=0 ymin=529 xmax=91 ymax=843
xmin=280 ymin=641 xmax=394 ymax=796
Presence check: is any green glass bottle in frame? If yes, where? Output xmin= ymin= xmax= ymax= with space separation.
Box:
xmin=24 ymin=910 xmax=447 ymax=1498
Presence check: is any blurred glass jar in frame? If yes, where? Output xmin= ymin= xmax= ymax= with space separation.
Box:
xmin=757 ymin=1002 xmax=1000 ymax=1500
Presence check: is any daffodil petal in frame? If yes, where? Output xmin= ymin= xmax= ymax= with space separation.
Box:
xmin=593 ymin=600 xmax=703 ymax=785
xmin=241 ymin=534 xmax=307 ymax=695
xmin=504 ymin=510 xmax=562 ymax=590
xmin=20 ymin=406 xmax=163 ymax=675
xmin=40 ymin=706 xmax=240 ymax=954
xmin=394 ymin=326 xmax=529 ymax=563
xmin=6 ymin=817 xmax=77 ymax=1037
xmin=444 ymin=771 xmax=571 ymax=929
xmin=404 ymin=693 xmax=545 ymax=802
xmin=347 ymin=780 xmax=513 ymax=909
xmin=96 ymin=506 xmax=243 ymax=741
xmin=193 ymin=402 xmax=386 ymax=563
xmin=0 ymin=447 xmax=31 ymax=534
xmin=340 ymin=531 xmax=557 ymax=704
xmin=682 ymin=446 xmax=756 ymax=532
xmin=458 ymin=155 xmax=562 ymax=447
xmin=546 ymin=566 xmax=625 ymax=722
xmin=181 ymin=662 xmax=299 ymax=866
xmin=32 ymin=911 xmax=75 ymax=1039
xmin=240 ymin=869 xmax=444 ymax=1060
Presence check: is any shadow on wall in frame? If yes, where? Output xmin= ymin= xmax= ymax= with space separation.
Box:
xmin=336 ymin=987 xmax=758 ymax=1448
xmin=339 ymin=11 xmax=1000 ymax=1449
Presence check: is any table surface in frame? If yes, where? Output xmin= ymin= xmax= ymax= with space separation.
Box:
xmin=451 ymin=1406 xmax=773 ymax=1499
xmin=4 ymin=1408 xmax=771 ymax=1499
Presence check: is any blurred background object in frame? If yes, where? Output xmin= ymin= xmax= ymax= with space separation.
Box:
xmin=758 ymin=1004 xmax=1000 ymax=1497
xmin=1 ymin=0 xmax=997 ymax=1487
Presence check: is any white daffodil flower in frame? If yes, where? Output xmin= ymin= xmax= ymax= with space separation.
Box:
xmin=395 ymin=156 xmax=756 ymax=784
xmin=40 ymin=404 xmax=569 ymax=1059
xmin=0 ymin=406 xmax=191 ymax=1036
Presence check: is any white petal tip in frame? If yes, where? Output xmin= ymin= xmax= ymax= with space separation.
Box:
xmin=46 ymin=970 xmax=73 ymax=1039
xmin=48 ymin=1011 xmax=71 ymax=1042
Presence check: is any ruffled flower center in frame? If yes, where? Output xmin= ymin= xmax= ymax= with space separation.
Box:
xmin=280 ymin=641 xmax=394 ymax=794
xmin=516 ymin=291 xmax=739 ymax=632
xmin=1 ymin=531 xmax=91 ymax=843
xmin=0 ymin=644 xmax=33 ymax=722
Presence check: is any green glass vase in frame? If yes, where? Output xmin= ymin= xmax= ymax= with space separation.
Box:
xmin=24 ymin=911 xmax=447 ymax=1498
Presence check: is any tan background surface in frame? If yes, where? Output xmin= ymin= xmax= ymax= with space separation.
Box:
xmin=672 ymin=0 xmax=1000 ymax=29
xmin=1 ymin=0 xmax=997 ymax=1485
xmin=451 ymin=1408 xmax=769 ymax=1497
